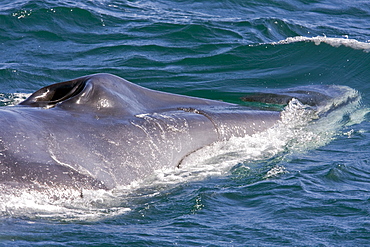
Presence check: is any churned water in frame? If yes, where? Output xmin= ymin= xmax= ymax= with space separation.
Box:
xmin=1 ymin=0 xmax=370 ymax=246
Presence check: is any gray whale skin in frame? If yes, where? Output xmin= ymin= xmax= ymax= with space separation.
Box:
xmin=0 ymin=74 xmax=354 ymax=190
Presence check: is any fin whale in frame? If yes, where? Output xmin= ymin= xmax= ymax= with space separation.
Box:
xmin=0 ymin=74 xmax=357 ymax=190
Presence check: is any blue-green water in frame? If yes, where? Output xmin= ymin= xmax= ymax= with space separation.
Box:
xmin=1 ymin=0 xmax=370 ymax=246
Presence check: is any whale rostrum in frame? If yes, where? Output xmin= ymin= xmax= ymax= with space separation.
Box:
xmin=0 ymin=74 xmax=358 ymax=190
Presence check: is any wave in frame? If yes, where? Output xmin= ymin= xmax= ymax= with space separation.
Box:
xmin=273 ymin=36 xmax=370 ymax=52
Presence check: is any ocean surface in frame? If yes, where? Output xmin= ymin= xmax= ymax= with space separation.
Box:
xmin=1 ymin=0 xmax=370 ymax=246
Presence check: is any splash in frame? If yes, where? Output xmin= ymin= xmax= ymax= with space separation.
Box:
xmin=273 ymin=36 xmax=370 ymax=52
xmin=144 ymin=85 xmax=365 ymax=186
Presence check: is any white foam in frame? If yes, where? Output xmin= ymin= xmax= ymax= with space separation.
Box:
xmin=273 ymin=36 xmax=370 ymax=52
xmin=0 ymin=186 xmax=131 ymax=221
xmin=0 ymin=93 xmax=30 ymax=106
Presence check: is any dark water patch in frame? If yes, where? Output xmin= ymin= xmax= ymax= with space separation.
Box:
xmin=1 ymin=1 xmax=369 ymax=96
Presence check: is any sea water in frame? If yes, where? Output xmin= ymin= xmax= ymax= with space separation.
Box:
xmin=0 ymin=0 xmax=370 ymax=246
